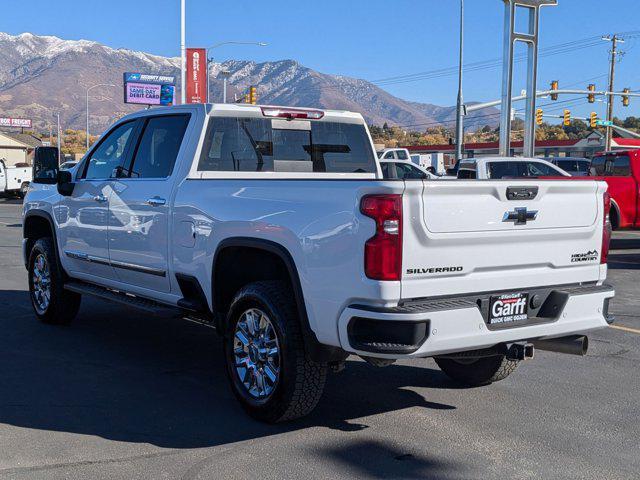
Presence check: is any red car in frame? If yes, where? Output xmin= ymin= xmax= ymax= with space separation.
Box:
xmin=589 ymin=150 xmax=640 ymax=229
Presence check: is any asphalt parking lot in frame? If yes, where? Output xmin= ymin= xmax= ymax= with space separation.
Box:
xmin=0 ymin=195 xmax=639 ymax=480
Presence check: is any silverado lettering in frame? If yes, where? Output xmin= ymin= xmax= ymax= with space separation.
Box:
xmin=406 ymin=267 xmax=464 ymax=274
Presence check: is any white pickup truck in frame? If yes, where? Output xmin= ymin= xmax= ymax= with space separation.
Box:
xmin=23 ymin=104 xmax=614 ymax=423
xmin=0 ymin=159 xmax=32 ymax=197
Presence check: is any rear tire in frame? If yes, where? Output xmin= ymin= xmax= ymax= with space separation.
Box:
xmin=223 ymin=281 xmax=328 ymax=423
xmin=28 ymin=237 xmax=81 ymax=325
xmin=435 ymin=353 xmax=518 ymax=386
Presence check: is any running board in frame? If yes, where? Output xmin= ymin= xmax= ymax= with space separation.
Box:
xmin=64 ymin=281 xmax=214 ymax=326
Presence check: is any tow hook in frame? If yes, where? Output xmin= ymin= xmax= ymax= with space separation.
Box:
xmin=506 ymin=342 xmax=535 ymax=361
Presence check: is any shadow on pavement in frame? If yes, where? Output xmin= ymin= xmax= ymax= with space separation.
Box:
xmin=610 ymin=237 xmax=640 ymax=251
xmin=0 ymin=290 xmax=457 ymax=450
xmin=316 ymin=439 xmax=465 ymax=479
xmin=607 ymin=251 xmax=640 ymax=270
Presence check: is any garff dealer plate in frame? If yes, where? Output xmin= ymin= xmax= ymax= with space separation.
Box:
xmin=488 ymin=293 xmax=529 ymax=326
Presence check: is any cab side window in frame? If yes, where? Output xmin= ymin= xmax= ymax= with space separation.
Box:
xmin=612 ymin=156 xmax=631 ymax=176
xmin=396 ymin=150 xmax=409 ymax=160
xmin=128 ymin=115 xmax=190 ymax=178
xmin=83 ymin=122 xmax=136 ymax=180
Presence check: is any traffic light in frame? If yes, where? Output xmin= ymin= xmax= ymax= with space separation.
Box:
xmin=244 ymin=93 xmax=251 ymax=104
xmin=249 ymin=86 xmax=257 ymax=105
xmin=590 ymin=112 xmax=598 ymax=129
xmin=587 ymin=84 xmax=596 ymax=103
xmin=550 ymin=80 xmax=559 ymax=101
xmin=563 ymin=109 xmax=571 ymax=126
xmin=535 ymin=108 xmax=543 ymax=125
xmin=622 ymin=87 xmax=630 ymax=107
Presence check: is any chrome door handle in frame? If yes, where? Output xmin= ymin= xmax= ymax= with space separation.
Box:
xmin=146 ymin=197 xmax=166 ymax=207
xmin=93 ymin=194 xmax=107 ymax=203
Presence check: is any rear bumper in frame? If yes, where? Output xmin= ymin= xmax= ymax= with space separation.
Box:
xmin=337 ymin=284 xmax=615 ymax=359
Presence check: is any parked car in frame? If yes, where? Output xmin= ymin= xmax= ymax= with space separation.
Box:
xmin=587 ymin=150 xmax=640 ymax=229
xmin=0 ymin=158 xmax=32 ymax=197
xmin=380 ymin=160 xmax=436 ymax=179
xmin=377 ymin=148 xmax=411 ymax=161
xmin=24 ymin=104 xmax=614 ymax=423
xmin=547 ymin=157 xmax=591 ymax=177
xmin=59 ymin=161 xmax=78 ymax=170
xmin=457 ymin=157 xmax=570 ymax=179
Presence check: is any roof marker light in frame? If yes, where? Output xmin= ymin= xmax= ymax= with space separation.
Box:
xmin=260 ymin=106 xmax=324 ymax=120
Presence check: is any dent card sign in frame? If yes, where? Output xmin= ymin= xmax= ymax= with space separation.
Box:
xmin=186 ymin=48 xmax=207 ymax=104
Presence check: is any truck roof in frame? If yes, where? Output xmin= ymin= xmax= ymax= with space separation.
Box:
xmin=115 ymin=103 xmax=366 ymax=125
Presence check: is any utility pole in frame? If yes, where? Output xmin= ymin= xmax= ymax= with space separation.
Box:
xmin=454 ymin=0 xmax=465 ymax=162
xmin=55 ymin=113 xmax=61 ymax=165
xmin=602 ymin=34 xmax=624 ymax=152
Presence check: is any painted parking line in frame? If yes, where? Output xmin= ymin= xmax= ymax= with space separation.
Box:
xmin=610 ymin=324 xmax=640 ymax=335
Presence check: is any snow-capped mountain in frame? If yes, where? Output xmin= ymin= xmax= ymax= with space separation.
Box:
xmin=0 ymin=32 xmax=497 ymax=133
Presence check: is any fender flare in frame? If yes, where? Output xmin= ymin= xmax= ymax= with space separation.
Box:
xmin=23 ymin=210 xmax=60 ymax=270
xmin=212 ymin=237 xmax=346 ymax=363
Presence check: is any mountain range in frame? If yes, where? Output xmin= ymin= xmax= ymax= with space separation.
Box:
xmin=0 ymin=32 xmax=498 ymax=134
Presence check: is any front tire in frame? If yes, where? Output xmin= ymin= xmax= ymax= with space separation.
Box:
xmin=435 ymin=353 xmax=518 ymax=386
xmin=19 ymin=182 xmax=29 ymax=199
xmin=28 ymin=237 xmax=81 ymax=325
xmin=223 ymin=281 xmax=328 ymax=423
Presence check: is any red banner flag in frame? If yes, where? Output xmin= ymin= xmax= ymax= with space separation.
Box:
xmin=186 ymin=48 xmax=207 ymax=104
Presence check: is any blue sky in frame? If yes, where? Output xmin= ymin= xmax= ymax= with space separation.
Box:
xmin=2 ymin=0 xmax=640 ymax=121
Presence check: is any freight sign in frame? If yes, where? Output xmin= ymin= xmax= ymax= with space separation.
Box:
xmin=123 ymin=72 xmax=175 ymax=106
xmin=186 ymin=48 xmax=207 ymax=104
xmin=0 ymin=117 xmax=32 ymax=128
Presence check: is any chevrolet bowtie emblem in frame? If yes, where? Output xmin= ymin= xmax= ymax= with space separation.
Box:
xmin=503 ymin=207 xmax=538 ymax=225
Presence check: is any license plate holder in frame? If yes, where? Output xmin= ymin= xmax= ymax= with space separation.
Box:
xmin=488 ymin=293 xmax=529 ymax=326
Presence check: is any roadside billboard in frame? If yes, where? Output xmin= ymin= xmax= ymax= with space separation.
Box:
xmin=123 ymin=72 xmax=175 ymax=106
xmin=186 ymin=48 xmax=207 ymax=104
xmin=0 ymin=117 xmax=32 ymax=128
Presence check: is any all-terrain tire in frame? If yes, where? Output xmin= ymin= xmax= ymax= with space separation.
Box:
xmin=223 ymin=281 xmax=328 ymax=423
xmin=28 ymin=237 xmax=81 ymax=325
xmin=434 ymin=352 xmax=518 ymax=386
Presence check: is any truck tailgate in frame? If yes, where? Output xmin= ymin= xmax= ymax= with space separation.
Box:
xmin=401 ymin=179 xmax=607 ymax=300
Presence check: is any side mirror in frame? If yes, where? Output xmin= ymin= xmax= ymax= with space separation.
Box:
xmin=32 ymin=146 xmax=60 ymax=184
xmin=57 ymin=170 xmax=75 ymax=196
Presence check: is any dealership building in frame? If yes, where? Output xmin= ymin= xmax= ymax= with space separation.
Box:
xmin=0 ymin=131 xmax=42 ymax=167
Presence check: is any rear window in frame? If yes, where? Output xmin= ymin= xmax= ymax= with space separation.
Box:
xmin=198 ymin=117 xmax=376 ymax=173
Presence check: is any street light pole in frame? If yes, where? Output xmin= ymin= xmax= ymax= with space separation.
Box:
xmin=180 ymin=0 xmax=186 ymax=104
xmin=205 ymin=41 xmax=267 ymax=103
xmin=454 ymin=0 xmax=464 ymax=162
xmin=86 ymin=84 xmax=116 ymax=150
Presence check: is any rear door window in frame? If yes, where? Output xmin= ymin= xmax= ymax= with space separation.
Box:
xmin=487 ymin=162 xmax=519 ymax=179
xmin=396 ymin=150 xmax=409 ymax=160
xmin=612 ymin=156 xmax=631 ymax=176
xmin=127 ymin=114 xmax=190 ymax=178
xmin=198 ymin=117 xmax=376 ymax=173
xmin=524 ymin=162 xmax=558 ymax=177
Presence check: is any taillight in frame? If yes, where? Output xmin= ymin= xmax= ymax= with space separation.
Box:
xmin=260 ymin=106 xmax=324 ymax=120
xmin=601 ymin=190 xmax=612 ymax=264
xmin=360 ymin=194 xmax=403 ymax=281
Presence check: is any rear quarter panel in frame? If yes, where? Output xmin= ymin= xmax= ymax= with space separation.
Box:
xmin=172 ymin=179 xmax=405 ymax=347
